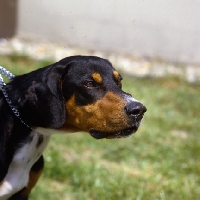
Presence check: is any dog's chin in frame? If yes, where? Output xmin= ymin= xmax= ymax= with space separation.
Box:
xmin=89 ymin=126 xmax=139 ymax=139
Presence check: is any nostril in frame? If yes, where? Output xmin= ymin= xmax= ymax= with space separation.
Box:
xmin=126 ymin=106 xmax=142 ymax=116
xmin=131 ymin=107 xmax=142 ymax=115
xmin=125 ymin=102 xmax=147 ymax=117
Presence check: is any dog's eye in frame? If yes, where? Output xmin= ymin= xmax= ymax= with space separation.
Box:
xmin=85 ymin=81 xmax=96 ymax=88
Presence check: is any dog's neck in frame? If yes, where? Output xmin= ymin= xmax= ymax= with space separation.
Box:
xmin=35 ymin=127 xmax=80 ymax=135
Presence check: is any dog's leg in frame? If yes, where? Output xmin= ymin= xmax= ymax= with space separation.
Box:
xmin=8 ymin=155 xmax=44 ymax=200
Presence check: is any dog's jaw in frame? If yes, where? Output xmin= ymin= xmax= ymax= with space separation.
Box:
xmin=89 ymin=126 xmax=138 ymax=139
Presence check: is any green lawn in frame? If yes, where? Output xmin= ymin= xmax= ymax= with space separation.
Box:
xmin=1 ymin=55 xmax=200 ymax=200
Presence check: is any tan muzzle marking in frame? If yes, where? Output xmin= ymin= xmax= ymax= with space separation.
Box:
xmin=61 ymin=92 xmax=129 ymax=133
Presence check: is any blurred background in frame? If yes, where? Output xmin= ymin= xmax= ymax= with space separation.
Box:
xmin=0 ymin=0 xmax=200 ymax=199
xmin=1 ymin=0 xmax=200 ymax=62
xmin=1 ymin=0 xmax=200 ymax=82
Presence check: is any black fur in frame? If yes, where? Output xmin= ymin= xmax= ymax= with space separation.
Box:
xmin=5 ymin=64 xmax=66 ymax=128
xmin=0 ymin=56 xmax=111 ymax=182
xmin=0 ymin=61 xmax=68 ymax=182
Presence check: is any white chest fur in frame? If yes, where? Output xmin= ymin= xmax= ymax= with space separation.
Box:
xmin=0 ymin=130 xmax=50 ymax=200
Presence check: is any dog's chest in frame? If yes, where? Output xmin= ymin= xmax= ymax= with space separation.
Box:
xmin=0 ymin=130 xmax=50 ymax=199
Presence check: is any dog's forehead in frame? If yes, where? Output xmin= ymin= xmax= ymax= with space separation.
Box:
xmin=67 ymin=59 xmax=116 ymax=80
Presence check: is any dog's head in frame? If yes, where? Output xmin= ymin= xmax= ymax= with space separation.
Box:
xmin=58 ymin=56 xmax=146 ymax=139
xmin=12 ymin=56 xmax=146 ymax=139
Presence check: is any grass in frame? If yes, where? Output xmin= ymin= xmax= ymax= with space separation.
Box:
xmin=1 ymin=54 xmax=200 ymax=199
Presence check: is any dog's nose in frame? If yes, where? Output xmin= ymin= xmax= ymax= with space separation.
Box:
xmin=125 ymin=101 xmax=147 ymax=117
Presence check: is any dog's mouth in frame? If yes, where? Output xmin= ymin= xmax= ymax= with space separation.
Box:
xmin=89 ymin=126 xmax=138 ymax=139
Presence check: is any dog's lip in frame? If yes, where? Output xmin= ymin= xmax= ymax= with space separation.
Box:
xmin=89 ymin=126 xmax=138 ymax=139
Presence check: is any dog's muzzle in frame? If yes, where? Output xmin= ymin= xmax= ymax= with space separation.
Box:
xmin=90 ymin=101 xmax=147 ymax=139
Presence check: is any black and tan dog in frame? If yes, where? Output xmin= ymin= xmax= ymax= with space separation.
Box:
xmin=0 ymin=56 xmax=146 ymax=199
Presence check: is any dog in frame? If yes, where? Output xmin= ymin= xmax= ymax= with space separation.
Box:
xmin=0 ymin=56 xmax=146 ymax=199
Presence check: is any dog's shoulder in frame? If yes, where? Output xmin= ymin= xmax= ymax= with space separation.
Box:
xmin=0 ymin=91 xmax=32 ymax=182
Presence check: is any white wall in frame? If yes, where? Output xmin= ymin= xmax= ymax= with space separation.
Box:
xmin=17 ymin=0 xmax=200 ymax=64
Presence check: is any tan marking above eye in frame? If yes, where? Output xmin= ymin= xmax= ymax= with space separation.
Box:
xmin=113 ymin=70 xmax=119 ymax=81
xmin=113 ymin=70 xmax=122 ymax=87
xmin=91 ymin=73 xmax=102 ymax=84
xmin=60 ymin=92 xmax=129 ymax=134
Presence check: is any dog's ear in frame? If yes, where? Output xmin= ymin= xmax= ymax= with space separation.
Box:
xmin=16 ymin=62 xmax=71 ymax=129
